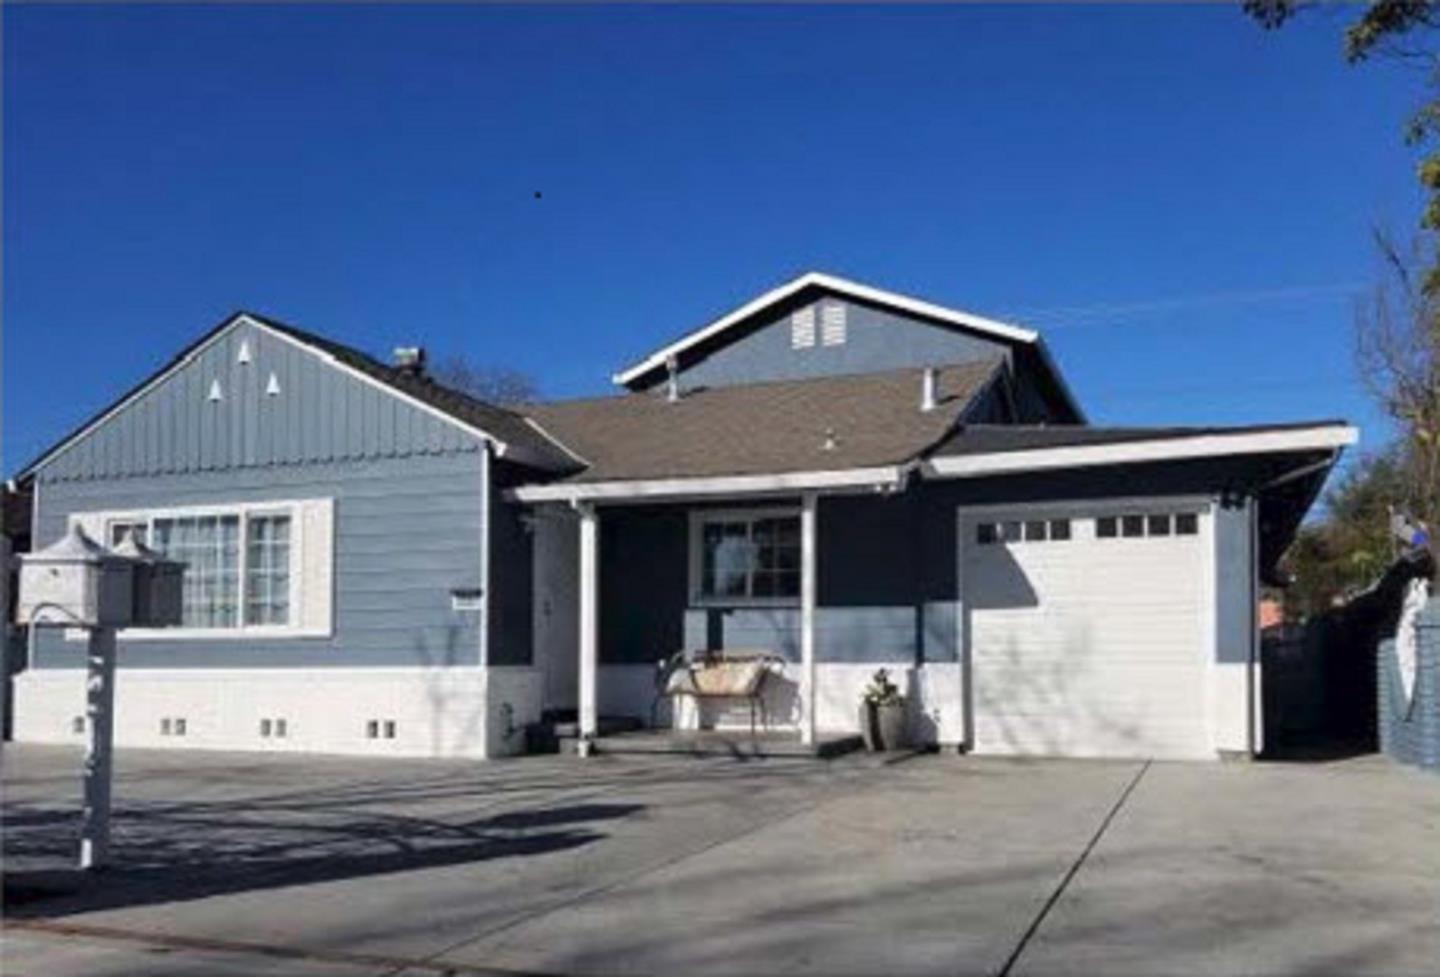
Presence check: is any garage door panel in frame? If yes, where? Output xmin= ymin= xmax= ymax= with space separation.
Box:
xmin=964 ymin=508 xmax=1210 ymax=759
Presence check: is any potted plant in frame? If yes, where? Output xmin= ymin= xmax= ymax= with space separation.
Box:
xmin=858 ymin=668 xmax=908 ymax=751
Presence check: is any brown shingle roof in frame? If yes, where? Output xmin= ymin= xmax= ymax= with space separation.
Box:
xmin=525 ymin=359 xmax=1003 ymax=484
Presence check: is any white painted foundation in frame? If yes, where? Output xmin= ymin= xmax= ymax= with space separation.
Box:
xmin=12 ymin=665 xmax=544 ymax=760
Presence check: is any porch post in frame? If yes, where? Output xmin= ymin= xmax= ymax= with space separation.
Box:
xmin=800 ymin=492 xmax=818 ymax=745
xmin=578 ymin=503 xmax=599 ymax=756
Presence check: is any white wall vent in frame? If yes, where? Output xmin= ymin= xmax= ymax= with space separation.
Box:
xmin=791 ymin=307 xmax=816 ymax=349
xmin=207 ymin=379 xmax=223 ymax=402
xmin=266 ymin=372 xmax=281 ymax=397
xmin=821 ymin=302 xmax=847 ymax=346
xmin=237 ymin=339 xmax=252 ymax=364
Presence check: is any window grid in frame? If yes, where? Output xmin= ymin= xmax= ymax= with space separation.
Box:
xmin=790 ymin=308 xmax=816 ymax=349
xmin=697 ymin=513 xmax=801 ymax=602
xmin=108 ymin=505 xmax=299 ymax=631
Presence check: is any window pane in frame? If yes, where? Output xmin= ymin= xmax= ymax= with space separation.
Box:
xmin=1024 ymin=520 xmax=1048 ymax=542
xmin=1147 ymin=514 xmax=1172 ymax=536
xmin=1050 ymin=519 xmax=1071 ymax=541
xmin=702 ymin=522 xmax=751 ymax=598
xmin=153 ymin=514 xmax=240 ymax=629
xmin=1002 ymin=521 xmax=1022 ymax=542
xmin=1121 ymin=515 xmax=1145 ymax=538
xmin=699 ymin=515 xmax=799 ymax=601
xmin=1096 ymin=517 xmax=1118 ymax=539
xmin=1176 ymin=513 xmax=1199 ymax=535
xmin=976 ymin=523 xmax=997 ymax=545
xmin=109 ymin=521 xmax=148 ymax=547
xmin=245 ymin=514 xmax=292 ymax=626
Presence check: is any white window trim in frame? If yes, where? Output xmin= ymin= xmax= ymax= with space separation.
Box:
xmin=67 ymin=498 xmax=331 ymax=641
xmin=687 ymin=506 xmax=803 ymax=608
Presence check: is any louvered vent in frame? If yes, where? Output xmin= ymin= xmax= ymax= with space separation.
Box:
xmin=791 ymin=307 xmax=816 ymax=349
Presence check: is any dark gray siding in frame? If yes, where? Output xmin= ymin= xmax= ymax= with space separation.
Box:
xmin=488 ymin=461 xmax=536 ymax=666
xmin=647 ymin=296 xmax=1012 ymax=394
xmin=594 ymin=455 xmax=1297 ymax=670
xmin=39 ymin=319 xmax=478 ymax=482
xmin=32 ymin=453 xmax=484 ymax=669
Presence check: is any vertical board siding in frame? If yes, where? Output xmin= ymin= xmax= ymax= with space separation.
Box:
xmin=32 ymin=452 xmax=485 ymax=670
xmin=38 ymin=321 xmax=478 ymax=482
xmin=643 ymin=296 xmax=1011 ymax=394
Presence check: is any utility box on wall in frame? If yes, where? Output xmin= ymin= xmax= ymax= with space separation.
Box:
xmin=16 ymin=526 xmax=134 ymax=629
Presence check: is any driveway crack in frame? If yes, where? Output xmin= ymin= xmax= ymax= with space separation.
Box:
xmin=994 ymin=759 xmax=1151 ymax=977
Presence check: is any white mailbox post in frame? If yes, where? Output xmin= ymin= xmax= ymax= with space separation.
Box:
xmin=16 ymin=524 xmax=184 ymax=870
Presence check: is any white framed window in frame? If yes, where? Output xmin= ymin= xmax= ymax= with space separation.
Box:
xmin=68 ymin=498 xmax=334 ymax=640
xmin=790 ymin=307 xmax=816 ymax=349
xmin=689 ymin=507 xmax=801 ymax=605
xmin=821 ymin=302 xmax=847 ymax=346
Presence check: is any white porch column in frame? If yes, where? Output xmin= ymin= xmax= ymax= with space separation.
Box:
xmin=800 ymin=492 xmax=818 ymax=745
xmin=577 ymin=503 xmax=599 ymax=756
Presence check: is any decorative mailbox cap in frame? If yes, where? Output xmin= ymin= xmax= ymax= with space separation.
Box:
xmin=110 ymin=529 xmax=180 ymax=567
xmin=26 ymin=524 xmax=129 ymax=565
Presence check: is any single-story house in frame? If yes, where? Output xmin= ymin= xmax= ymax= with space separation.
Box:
xmin=9 ymin=272 xmax=1356 ymax=760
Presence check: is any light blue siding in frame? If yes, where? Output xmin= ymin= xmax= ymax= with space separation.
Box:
xmin=32 ymin=453 xmax=484 ymax=669
xmin=39 ymin=319 xmax=477 ymax=482
xmin=639 ymin=296 xmax=1011 ymax=393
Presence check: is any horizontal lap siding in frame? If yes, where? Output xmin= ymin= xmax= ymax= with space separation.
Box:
xmin=32 ymin=452 xmax=484 ymax=670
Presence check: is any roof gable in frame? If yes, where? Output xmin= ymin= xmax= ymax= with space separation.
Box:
xmin=18 ymin=312 xmax=579 ymax=481
xmin=613 ymin=272 xmax=1085 ymax=423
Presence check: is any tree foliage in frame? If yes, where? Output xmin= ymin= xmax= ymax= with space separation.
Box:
xmin=1247 ymin=0 xmax=1440 ymax=289
xmin=1281 ymin=448 xmax=1414 ymax=617
xmin=431 ymin=355 xmax=539 ymax=407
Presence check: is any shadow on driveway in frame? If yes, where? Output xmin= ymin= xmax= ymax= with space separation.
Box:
xmin=3 ymin=786 xmax=643 ymax=918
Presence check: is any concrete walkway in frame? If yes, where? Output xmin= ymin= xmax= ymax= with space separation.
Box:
xmin=2 ymin=744 xmax=1437 ymax=976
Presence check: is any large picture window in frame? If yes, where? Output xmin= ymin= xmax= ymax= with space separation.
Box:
xmin=70 ymin=498 xmax=332 ymax=638
xmin=692 ymin=509 xmax=800 ymax=603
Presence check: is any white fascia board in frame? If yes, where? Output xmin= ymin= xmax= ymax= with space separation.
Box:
xmin=508 ymin=465 xmax=909 ymax=504
xmin=611 ymin=272 xmax=1039 ymax=387
xmin=922 ymin=425 xmax=1359 ymax=480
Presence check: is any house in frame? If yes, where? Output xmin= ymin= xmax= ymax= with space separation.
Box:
xmin=8 ymin=272 xmax=1356 ymax=760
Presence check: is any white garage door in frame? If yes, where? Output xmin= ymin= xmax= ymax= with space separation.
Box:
xmin=962 ymin=506 xmax=1211 ymax=759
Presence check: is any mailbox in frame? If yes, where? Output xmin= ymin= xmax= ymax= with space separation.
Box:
xmin=111 ymin=531 xmax=185 ymax=628
xmin=16 ymin=525 xmax=135 ymax=629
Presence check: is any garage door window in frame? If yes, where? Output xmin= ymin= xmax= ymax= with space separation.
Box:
xmin=976 ymin=518 xmax=1071 ymax=545
xmin=1097 ymin=511 xmax=1199 ymax=540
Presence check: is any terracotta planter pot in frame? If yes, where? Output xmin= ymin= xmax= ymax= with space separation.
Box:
xmin=859 ymin=701 xmax=908 ymax=751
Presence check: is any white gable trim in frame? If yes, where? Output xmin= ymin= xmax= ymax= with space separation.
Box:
xmin=612 ymin=272 xmax=1040 ymax=388
xmin=922 ymin=425 xmax=1358 ymax=480
xmin=18 ymin=313 xmax=558 ymax=477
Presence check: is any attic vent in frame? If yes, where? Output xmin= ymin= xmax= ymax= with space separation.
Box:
xmin=207 ymin=379 xmax=223 ymax=403
xmin=237 ymin=339 xmax=253 ymax=364
xmin=821 ymin=303 xmax=847 ymax=346
xmin=266 ymin=372 xmax=281 ymax=397
xmin=790 ymin=307 xmax=816 ymax=349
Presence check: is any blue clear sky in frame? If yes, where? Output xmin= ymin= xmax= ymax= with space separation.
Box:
xmin=2 ymin=4 xmax=1423 ymax=477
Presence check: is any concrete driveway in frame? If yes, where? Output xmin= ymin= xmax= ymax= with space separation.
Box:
xmin=2 ymin=744 xmax=1437 ymax=977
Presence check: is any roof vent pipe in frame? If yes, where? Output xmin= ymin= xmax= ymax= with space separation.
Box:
xmin=665 ymin=354 xmax=680 ymax=403
xmin=393 ymin=347 xmax=426 ymax=377
xmin=920 ymin=367 xmax=937 ymax=413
